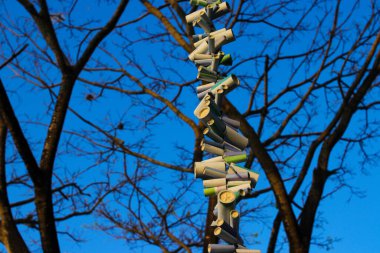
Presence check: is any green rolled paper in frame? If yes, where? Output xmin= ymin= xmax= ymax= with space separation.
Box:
xmin=224 ymin=154 xmax=247 ymax=163
xmin=220 ymin=53 xmax=233 ymax=65
xmin=189 ymin=0 xmax=208 ymax=7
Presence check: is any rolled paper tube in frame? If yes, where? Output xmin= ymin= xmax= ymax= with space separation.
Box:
xmin=196 ymin=82 xmax=214 ymax=92
xmin=218 ymin=206 xmax=234 ymax=226
xmin=226 ymin=172 xmax=250 ymax=180
xmin=197 ymin=106 xmax=219 ymax=125
xmin=185 ymin=2 xmax=230 ymax=24
xmin=214 ymin=29 xmax=236 ymax=50
xmin=224 ymin=125 xmax=249 ymax=150
xmin=203 ymin=167 xmax=226 ymax=178
xmin=227 ymin=180 xmax=251 ymax=187
xmin=211 ymin=74 xmax=240 ymax=94
xmin=223 ymin=141 xmax=243 ymax=152
xmin=197 ymin=89 xmax=211 ymax=99
xmin=208 ymin=36 xmax=215 ymax=54
xmin=214 ymin=227 xmax=240 ymax=244
xmin=204 ymin=185 xmax=227 ymax=196
xmin=202 ymin=139 xmax=224 ymax=149
xmin=195 ymin=161 xmax=226 ymax=171
xmin=220 ymin=53 xmax=233 ymax=65
xmin=229 ymin=164 xmax=260 ymax=183
xmin=208 ymin=244 xmax=235 ymax=253
xmin=235 ymin=250 xmax=261 ymax=253
xmin=218 ymin=190 xmax=236 ymax=206
xmin=210 ymin=55 xmax=220 ymax=72
xmin=188 ymin=40 xmax=208 ymax=61
xmin=208 ymin=117 xmax=226 ymax=137
xmin=190 ymin=0 xmax=208 ymax=7
xmin=193 ymin=94 xmax=212 ymax=117
xmin=197 ymin=66 xmax=218 ymax=82
xmin=194 ymin=28 xmax=227 ymax=47
xmin=203 ymin=178 xmax=226 ymax=188
xmin=202 ymin=156 xmax=224 ymax=163
xmin=223 ymin=154 xmax=247 ymax=163
xmin=194 ymin=53 xmax=213 ymax=60
xmin=224 ymin=150 xmax=246 ymax=157
xmin=230 ymin=210 xmax=240 ymax=233
xmin=192 ymin=33 xmax=207 ymax=42
xmin=203 ymin=127 xmax=224 ymax=143
xmin=194 ymin=59 xmax=213 ymax=66
xmin=216 ymin=218 xmax=237 ymax=237
xmin=199 ymin=10 xmax=214 ymax=29
xmin=228 ymin=183 xmax=251 ymax=193
xmin=221 ymin=115 xmax=240 ymax=129
xmin=194 ymin=14 xmax=212 ymax=34
xmin=202 ymin=142 xmax=224 ymax=156
xmin=194 ymin=161 xmax=225 ymax=178
xmin=215 ymin=92 xmax=223 ymax=107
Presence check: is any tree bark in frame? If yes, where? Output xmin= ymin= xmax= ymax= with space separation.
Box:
xmin=0 ymin=119 xmax=30 ymax=253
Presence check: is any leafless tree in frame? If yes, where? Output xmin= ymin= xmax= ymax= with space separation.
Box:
xmin=0 ymin=0 xmax=380 ymax=253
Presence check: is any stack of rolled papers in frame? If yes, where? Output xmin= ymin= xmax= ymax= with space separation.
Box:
xmin=186 ymin=0 xmax=261 ymax=252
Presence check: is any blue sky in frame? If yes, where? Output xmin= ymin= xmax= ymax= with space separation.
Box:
xmin=1 ymin=0 xmax=380 ymax=252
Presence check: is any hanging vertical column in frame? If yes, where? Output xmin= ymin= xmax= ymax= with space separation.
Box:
xmin=186 ymin=0 xmax=261 ymax=252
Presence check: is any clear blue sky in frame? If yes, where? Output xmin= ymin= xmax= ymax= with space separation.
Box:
xmin=1 ymin=1 xmax=379 ymax=253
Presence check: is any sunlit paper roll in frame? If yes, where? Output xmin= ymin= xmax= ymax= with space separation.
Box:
xmin=236 ymin=249 xmax=261 ymax=253
xmin=216 ymin=218 xmax=237 ymax=237
xmin=189 ymin=40 xmax=208 ymax=61
xmin=214 ymin=227 xmax=240 ymax=244
xmin=197 ymin=66 xmax=218 ymax=82
xmin=224 ymin=125 xmax=248 ymax=150
xmin=227 ymin=180 xmax=251 ymax=187
xmin=204 ymin=167 xmax=227 ymax=178
xmin=196 ymin=82 xmax=214 ymax=92
xmin=203 ymin=178 xmax=226 ymax=188
xmin=228 ymin=183 xmax=251 ymax=193
xmin=211 ymin=74 xmax=240 ymax=94
xmin=194 ymin=28 xmax=227 ymax=47
xmin=203 ymin=127 xmax=224 ymax=143
xmin=190 ymin=0 xmax=208 ymax=7
xmin=202 ymin=141 xmax=224 ymax=156
xmin=195 ymin=161 xmax=226 ymax=172
xmin=221 ymin=115 xmax=240 ymax=129
xmin=194 ymin=161 xmax=225 ymax=179
xmin=203 ymin=156 xmax=224 ymax=163
xmin=229 ymin=164 xmax=259 ymax=184
xmin=185 ymin=2 xmax=230 ymax=24
xmin=197 ymin=89 xmax=211 ymax=99
xmin=210 ymin=54 xmax=220 ymax=72
xmin=214 ymin=29 xmax=235 ymax=50
xmin=226 ymin=172 xmax=250 ymax=180
xmin=197 ymin=106 xmax=218 ymax=125
xmin=193 ymin=11 xmax=214 ymax=33
xmin=194 ymin=53 xmax=213 ymax=60
xmin=217 ymin=190 xmax=236 ymax=221
xmin=204 ymin=185 xmax=227 ymax=196
xmin=208 ymin=244 xmax=235 ymax=253
xmin=230 ymin=210 xmax=240 ymax=232
xmin=194 ymin=93 xmax=212 ymax=117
